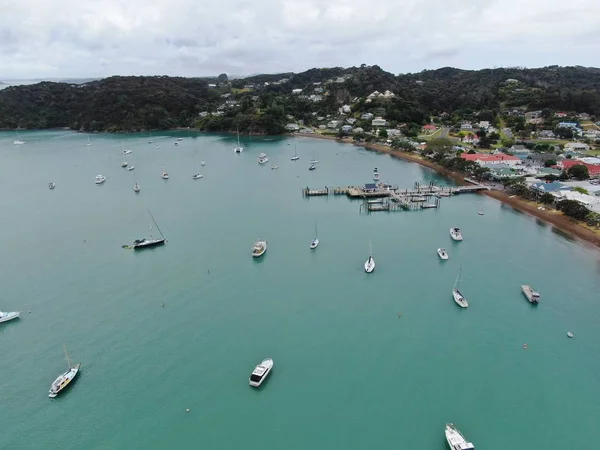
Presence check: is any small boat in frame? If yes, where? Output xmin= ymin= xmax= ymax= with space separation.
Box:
xmin=86 ymin=135 xmax=92 ymax=146
xmin=48 ymin=182 xmax=56 ymax=190
xmin=200 ymin=161 xmax=206 ymax=167
xmin=95 ymin=175 xmax=106 ymax=184
xmin=521 ymin=285 xmax=540 ymax=304
xmin=258 ymin=153 xmax=269 ymax=164
xmin=310 ymin=221 xmax=319 ymax=249
xmin=133 ymin=183 xmax=140 ymax=193
xmin=133 ymin=210 xmax=166 ymax=249
xmin=567 ymin=332 xmax=574 ymax=338
xmin=161 ymin=168 xmax=169 ymax=179
xmin=123 ymin=149 xmax=132 ymax=155
xmin=308 ymin=164 xmax=316 ymax=171
xmin=291 ymin=144 xmax=299 ymax=161
xmin=127 ymin=165 xmax=135 ymax=171
xmin=252 ymin=239 xmax=267 ymax=258
xmin=364 ymin=238 xmax=375 ymax=273
xmin=48 ymin=345 xmax=81 ymax=398
xmin=373 ymin=167 xmax=380 ymax=181
xmin=155 ymin=145 xmax=160 ymax=149
xmin=148 ymin=134 xmax=153 ymax=144
xmin=249 ymin=358 xmax=273 ymax=387
xmin=309 ymin=159 xmax=319 ymax=164
xmin=174 ymin=141 xmax=179 ymax=146
xmin=121 ymin=161 xmax=128 ymax=168
xmin=445 ymin=423 xmax=475 ymax=450
xmin=452 ymin=266 xmax=468 ymax=308
xmin=271 ymin=165 xmax=279 ymax=170
xmin=13 ymin=129 xmax=24 ymax=145
xmin=450 ymin=227 xmax=463 ymax=241
xmin=148 ymin=140 xmax=153 ymax=144
xmin=0 ymin=310 xmax=20 ymax=324
xmin=177 ymin=137 xmax=184 ymax=141
xmin=477 ymin=207 xmax=484 ymax=215
xmin=192 ymin=174 xmax=203 ymax=179
xmin=437 ymin=248 xmax=449 ymax=260
xmin=234 ymin=129 xmax=244 ymax=153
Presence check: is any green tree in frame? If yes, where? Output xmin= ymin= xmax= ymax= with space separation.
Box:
xmin=426 ymin=138 xmax=453 ymax=155
xmin=217 ymin=73 xmax=228 ymax=83
xmin=544 ymin=159 xmax=557 ymax=167
xmin=378 ymin=128 xmax=388 ymax=138
xmin=540 ymin=192 xmax=555 ymax=204
xmin=567 ymin=164 xmax=589 ymax=180
xmin=557 ymin=199 xmax=591 ymax=221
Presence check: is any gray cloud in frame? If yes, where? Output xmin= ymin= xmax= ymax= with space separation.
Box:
xmin=0 ymin=0 xmax=599 ymax=79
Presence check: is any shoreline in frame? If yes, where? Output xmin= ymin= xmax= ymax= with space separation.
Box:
xmin=296 ymin=132 xmax=600 ymax=250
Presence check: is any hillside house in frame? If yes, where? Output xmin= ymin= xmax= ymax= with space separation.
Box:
xmin=564 ymin=142 xmax=590 ymax=151
xmin=460 ymin=122 xmax=473 ymax=130
xmin=285 ymin=123 xmax=300 ymax=131
xmin=460 ymin=153 xmax=521 ymax=167
xmin=292 ymin=88 xmax=303 ymax=94
xmin=361 ymin=113 xmax=374 ymax=120
xmin=327 ymin=120 xmax=341 ymax=129
xmin=372 ymin=117 xmax=387 ymax=127
xmin=341 ymin=125 xmax=353 ymax=133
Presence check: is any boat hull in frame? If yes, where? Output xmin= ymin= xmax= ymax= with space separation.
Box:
xmin=364 ymin=258 xmax=375 ymax=273
xmin=49 ymin=364 xmax=81 ymax=398
xmin=521 ymin=285 xmax=540 ymax=304
xmin=133 ymin=239 xmax=166 ymax=249
xmin=310 ymin=239 xmax=319 ymax=249
xmin=452 ymin=289 xmax=468 ymax=308
xmin=249 ymin=359 xmax=273 ymax=387
xmin=437 ymin=249 xmax=449 ymax=260
xmin=449 ymin=228 xmax=463 ymax=241
xmin=0 ymin=311 xmax=20 ymax=323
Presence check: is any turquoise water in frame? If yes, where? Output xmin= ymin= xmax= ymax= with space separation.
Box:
xmin=1 ymin=130 xmax=599 ymax=449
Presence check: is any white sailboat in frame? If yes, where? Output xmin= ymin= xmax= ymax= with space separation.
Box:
xmin=13 ymin=129 xmax=25 ymax=145
xmin=127 ymin=161 xmax=135 ymax=171
xmin=477 ymin=207 xmax=484 ymax=216
xmin=133 ymin=183 xmax=140 ymax=192
xmin=452 ymin=266 xmax=468 ymax=308
xmin=234 ymin=129 xmax=244 ymax=153
xmin=310 ymin=221 xmax=319 ymax=249
xmin=86 ymin=135 xmax=92 ymax=146
xmin=148 ymin=134 xmax=153 ymax=144
xmin=291 ymin=144 xmax=299 ymax=161
xmin=364 ymin=238 xmax=375 ymax=273
xmin=192 ymin=162 xmax=203 ymax=179
xmin=161 ymin=167 xmax=169 ymax=179
xmin=48 ymin=344 xmax=81 ymax=398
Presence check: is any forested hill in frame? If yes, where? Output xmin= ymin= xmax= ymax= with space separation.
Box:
xmin=1 ymin=65 xmax=599 ymax=133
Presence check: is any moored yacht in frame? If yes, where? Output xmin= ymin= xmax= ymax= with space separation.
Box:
xmin=373 ymin=167 xmax=380 ymax=181
xmin=249 ymin=358 xmax=273 ymax=387
xmin=234 ymin=129 xmax=244 ymax=153
xmin=291 ymin=144 xmax=299 ymax=161
xmin=452 ymin=266 xmax=468 ymax=308
xmin=48 ymin=345 xmax=81 ymax=398
xmin=192 ymin=173 xmax=203 ymax=179
xmin=95 ymin=175 xmax=106 ymax=184
xmin=127 ymin=165 xmax=135 ymax=171
xmin=450 ymin=227 xmax=463 ymax=241
xmin=48 ymin=182 xmax=56 ymax=190
xmin=258 ymin=153 xmax=269 ymax=164
xmin=365 ymin=238 xmax=375 ymax=272
xmin=271 ymin=164 xmax=279 ymax=170
xmin=161 ymin=168 xmax=169 ymax=179
xmin=121 ymin=161 xmax=128 ymax=168
xmin=437 ymin=248 xmax=449 ymax=260
xmin=133 ymin=211 xmax=166 ymax=249
xmin=308 ymin=164 xmax=316 ymax=170
xmin=310 ymin=221 xmax=319 ymax=249
xmin=445 ymin=423 xmax=475 ymax=450
xmin=521 ymin=285 xmax=540 ymax=304
xmin=200 ymin=161 xmax=206 ymax=166
xmin=309 ymin=159 xmax=319 ymax=164
xmin=252 ymin=239 xmax=267 ymax=258
xmin=133 ymin=183 xmax=140 ymax=193
xmin=123 ymin=149 xmax=132 ymax=155
xmin=0 ymin=310 xmax=20 ymax=324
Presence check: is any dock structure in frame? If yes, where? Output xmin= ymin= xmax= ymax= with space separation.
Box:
xmin=302 ymin=187 xmax=329 ymax=197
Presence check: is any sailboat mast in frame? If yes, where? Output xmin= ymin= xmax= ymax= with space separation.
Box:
xmin=148 ymin=210 xmax=165 ymax=239
xmin=63 ymin=344 xmax=72 ymax=369
xmin=454 ymin=266 xmax=462 ymax=289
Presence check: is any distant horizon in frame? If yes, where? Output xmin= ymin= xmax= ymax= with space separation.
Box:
xmin=2 ymin=63 xmax=599 ymax=84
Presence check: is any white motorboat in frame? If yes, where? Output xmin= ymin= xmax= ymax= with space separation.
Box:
xmin=252 ymin=239 xmax=267 ymax=258
xmin=127 ymin=165 xmax=135 ymax=171
xmin=48 ymin=345 xmax=81 ymax=398
xmin=271 ymin=165 xmax=279 ymax=170
xmin=450 ymin=227 xmax=463 ymax=241
xmin=133 ymin=183 xmax=140 ymax=193
xmin=48 ymin=182 xmax=56 ymax=190
xmin=437 ymin=248 xmax=449 ymax=260
xmin=192 ymin=174 xmax=203 ymax=179
xmin=174 ymin=141 xmax=179 ymax=146
xmin=310 ymin=221 xmax=319 ymax=249
xmin=291 ymin=144 xmax=299 ymax=161
xmin=121 ymin=161 xmax=128 ymax=168
xmin=95 ymin=175 xmax=106 ymax=184
xmin=308 ymin=164 xmax=316 ymax=171
xmin=0 ymin=310 xmax=20 ymax=324
xmin=373 ymin=167 xmax=380 ymax=181
xmin=521 ymin=285 xmax=540 ymax=304
xmin=234 ymin=129 xmax=244 ymax=153
xmin=123 ymin=149 xmax=132 ymax=155
xmin=161 ymin=168 xmax=169 ymax=179
xmin=445 ymin=423 xmax=475 ymax=450
xmin=155 ymin=145 xmax=160 ymax=149
xmin=452 ymin=266 xmax=468 ymax=308
xmin=364 ymin=238 xmax=375 ymax=273
xmin=567 ymin=332 xmax=574 ymax=338
xmin=249 ymin=358 xmax=273 ymax=387
xmin=258 ymin=153 xmax=269 ymax=164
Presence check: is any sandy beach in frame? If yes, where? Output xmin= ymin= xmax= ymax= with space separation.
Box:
xmin=296 ymin=133 xmax=600 ymax=250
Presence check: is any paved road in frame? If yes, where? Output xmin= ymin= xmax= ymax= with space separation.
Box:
xmin=440 ymin=127 xmax=450 ymax=138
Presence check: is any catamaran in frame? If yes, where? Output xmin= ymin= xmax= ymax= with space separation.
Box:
xmin=0 ymin=310 xmax=20 ymax=324
xmin=445 ymin=423 xmax=475 ymax=450
xmin=450 ymin=227 xmax=463 ymax=241
xmin=521 ymin=285 xmax=540 ymax=304
xmin=364 ymin=238 xmax=375 ymax=273
xmin=452 ymin=266 xmax=468 ymax=308
xmin=291 ymin=144 xmax=299 ymax=161
xmin=252 ymin=239 xmax=267 ymax=258
xmin=234 ymin=129 xmax=244 ymax=153
xmin=48 ymin=345 xmax=81 ymax=398
xmin=249 ymin=358 xmax=273 ymax=387
xmin=310 ymin=221 xmax=319 ymax=249
xmin=132 ymin=210 xmax=166 ymax=249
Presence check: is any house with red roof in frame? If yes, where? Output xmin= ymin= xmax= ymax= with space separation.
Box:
xmin=560 ymin=160 xmax=600 ymax=178
xmin=422 ymin=124 xmax=437 ymax=132
xmin=460 ymin=153 xmax=521 ymax=167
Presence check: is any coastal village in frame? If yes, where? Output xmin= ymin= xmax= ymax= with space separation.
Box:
xmin=197 ymin=72 xmax=600 ymax=228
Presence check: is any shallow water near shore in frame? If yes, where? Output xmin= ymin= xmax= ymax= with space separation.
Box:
xmin=1 ymin=130 xmax=599 ymax=450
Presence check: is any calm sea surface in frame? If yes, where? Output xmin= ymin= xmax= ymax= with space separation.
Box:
xmin=1 ymin=130 xmax=599 ymax=450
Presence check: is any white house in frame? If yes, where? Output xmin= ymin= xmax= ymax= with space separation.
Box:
xmin=361 ymin=113 xmax=374 ymax=120
xmin=353 ymin=127 xmax=364 ymax=133
xmin=292 ymin=88 xmax=303 ymax=94
xmin=565 ymin=142 xmax=590 ymax=151
xmin=285 ymin=123 xmax=300 ymax=131
xmin=341 ymin=125 xmax=353 ymax=133
xmin=460 ymin=122 xmax=473 ymax=130
xmin=340 ymin=105 xmax=351 ymax=114
xmin=478 ymin=121 xmax=491 ymax=129
xmin=372 ymin=117 xmax=387 ymax=127
xmin=308 ymin=95 xmax=322 ymax=102
xmin=327 ymin=120 xmax=341 ymax=129
xmin=387 ymin=129 xmax=402 ymax=137
xmin=346 ymin=118 xmax=357 ymax=125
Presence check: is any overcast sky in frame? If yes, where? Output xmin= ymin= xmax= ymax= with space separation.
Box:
xmin=1 ymin=0 xmax=600 ymax=80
